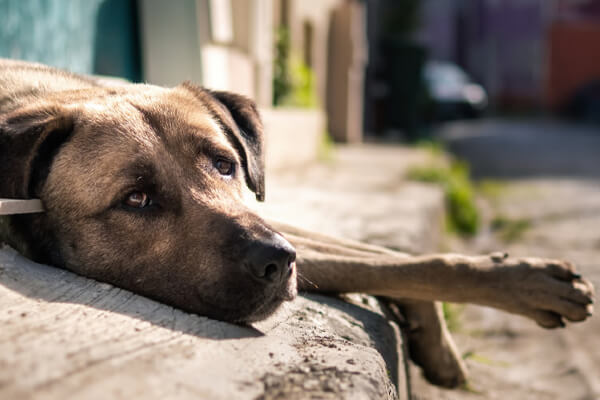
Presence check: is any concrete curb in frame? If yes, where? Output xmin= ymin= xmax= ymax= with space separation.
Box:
xmin=0 ymin=246 xmax=407 ymax=399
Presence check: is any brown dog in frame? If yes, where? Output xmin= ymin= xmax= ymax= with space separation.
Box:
xmin=0 ymin=59 xmax=595 ymax=387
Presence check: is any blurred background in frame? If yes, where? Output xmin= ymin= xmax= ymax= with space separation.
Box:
xmin=1 ymin=1 xmax=599 ymax=398
xmin=2 ymin=0 xmax=599 ymax=143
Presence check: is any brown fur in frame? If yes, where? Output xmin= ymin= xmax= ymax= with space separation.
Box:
xmin=0 ymin=59 xmax=594 ymax=388
xmin=0 ymin=59 xmax=292 ymax=323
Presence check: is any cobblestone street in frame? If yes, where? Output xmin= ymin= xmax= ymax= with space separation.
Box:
xmin=412 ymin=120 xmax=600 ymax=400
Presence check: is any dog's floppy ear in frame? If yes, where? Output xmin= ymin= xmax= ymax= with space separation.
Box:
xmin=0 ymin=105 xmax=75 ymax=199
xmin=209 ymin=90 xmax=265 ymax=201
xmin=181 ymin=83 xmax=266 ymax=201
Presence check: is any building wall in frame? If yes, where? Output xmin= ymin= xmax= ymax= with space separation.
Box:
xmin=0 ymin=0 xmax=141 ymax=81
xmin=326 ymin=0 xmax=367 ymax=142
xmin=547 ymin=20 xmax=600 ymax=108
xmin=415 ymin=0 xmax=458 ymax=63
xmin=0 ymin=0 xmax=104 ymax=74
xmin=1 ymin=0 xmax=361 ymax=148
xmin=417 ymin=0 xmax=548 ymax=110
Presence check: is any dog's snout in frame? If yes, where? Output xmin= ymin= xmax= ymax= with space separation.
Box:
xmin=246 ymin=235 xmax=296 ymax=284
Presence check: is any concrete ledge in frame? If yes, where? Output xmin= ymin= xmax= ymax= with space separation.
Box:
xmin=0 ymin=246 xmax=408 ymax=399
xmin=261 ymin=108 xmax=325 ymax=173
xmin=255 ymin=144 xmax=445 ymax=254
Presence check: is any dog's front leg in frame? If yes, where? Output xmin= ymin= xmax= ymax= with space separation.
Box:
xmin=292 ymin=250 xmax=594 ymax=328
xmin=386 ymin=299 xmax=468 ymax=387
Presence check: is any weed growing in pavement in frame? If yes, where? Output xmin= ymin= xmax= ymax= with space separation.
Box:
xmin=317 ymin=131 xmax=335 ymax=163
xmin=413 ymin=138 xmax=445 ymax=157
xmin=478 ymin=180 xmax=508 ymax=202
xmin=407 ymin=160 xmax=480 ymax=236
xmin=462 ymin=351 xmax=510 ymax=367
xmin=442 ymin=302 xmax=465 ymax=332
xmin=490 ymin=215 xmax=532 ymax=243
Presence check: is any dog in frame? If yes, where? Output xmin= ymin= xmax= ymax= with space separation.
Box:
xmin=0 ymin=59 xmax=595 ymax=388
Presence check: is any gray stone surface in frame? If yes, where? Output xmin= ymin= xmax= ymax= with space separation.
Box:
xmin=261 ymin=108 xmax=326 ymax=173
xmin=254 ymin=144 xmax=445 ymax=254
xmin=0 ymin=246 xmax=404 ymax=400
xmin=0 ymin=144 xmax=445 ymax=399
xmin=413 ymin=119 xmax=600 ymax=400
xmin=412 ymin=179 xmax=600 ymax=400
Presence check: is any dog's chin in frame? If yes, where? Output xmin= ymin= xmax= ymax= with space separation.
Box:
xmin=237 ymin=267 xmax=298 ymax=324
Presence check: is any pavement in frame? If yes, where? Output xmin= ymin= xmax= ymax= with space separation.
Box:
xmin=410 ymin=119 xmax=600 ymax=400
xmin=254 ymin=145 xmax=445 ymax=254
xmin=0 ymin=246 xmax=403 ymax=400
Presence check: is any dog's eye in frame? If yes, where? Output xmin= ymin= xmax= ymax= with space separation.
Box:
xmin=214 ymin=158 xmax=235 ymax=176
xmin=124 ymin=192 xmax=152 ymax=208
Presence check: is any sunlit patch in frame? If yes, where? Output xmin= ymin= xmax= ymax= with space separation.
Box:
xmin=283 ymin=262 xmax=298 ymax=301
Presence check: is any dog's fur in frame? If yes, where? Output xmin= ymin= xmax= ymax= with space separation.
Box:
xmin=0 ymin=59 xmax=595 ymax=387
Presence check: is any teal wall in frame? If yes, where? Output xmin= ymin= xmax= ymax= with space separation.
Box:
xmin=0 ymin=0 xmax=141 ymax=81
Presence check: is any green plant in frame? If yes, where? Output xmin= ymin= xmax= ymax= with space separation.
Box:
xmin=442 ymin=302 xmax=464 ymax=332
xmin=286 ymin=55 xmax=318 ymax=107
xmin=463 ymin=351 xmax=510 ymax=367
xmin=491 ymin=215 xmax=532 ymax=242
xmin=272 ymin=26 xmax=318 ymax=108
xmin=407 ymin=160 xmax=480 ymax=236
xmin=414 ymin=139 xmax=445 ymax=157
xmin=478 ymin=179 xmax=509 ymax=206
xmin=317 ymin=130 xmax=335 ymax=162
xmin=273 ymin=26 xmax=292 ymax=106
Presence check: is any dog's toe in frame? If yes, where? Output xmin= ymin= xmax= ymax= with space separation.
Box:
xmin=530 ymin=274 xmax=594 ymax=327
xmin=532 ymin=310 xmax=564 ymax=329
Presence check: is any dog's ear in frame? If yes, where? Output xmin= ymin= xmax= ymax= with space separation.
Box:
xmin=0 ymin=105 xmax=75 ymax=199
xmin=181 ymin=83 xmax=266 ymax=201
xmin=209 ymin=90 xmax=265 ymax=201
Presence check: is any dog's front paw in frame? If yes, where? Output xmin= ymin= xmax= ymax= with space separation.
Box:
xmin=486 ymin=256 xmax=595 ymax=328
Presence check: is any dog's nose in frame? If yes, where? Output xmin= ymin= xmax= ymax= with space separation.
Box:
xmin=246 ymin=234 xmax=296 ymax=284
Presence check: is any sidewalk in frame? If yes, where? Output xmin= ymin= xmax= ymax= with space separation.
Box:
xmin=256 ymin=144 xmax=445 ymax=254
xmin=0 ymin=144 xmax=445 ymax=400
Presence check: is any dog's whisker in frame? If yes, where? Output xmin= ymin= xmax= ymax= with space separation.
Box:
xmin=297 ymin=272 xmax=318 ymax=289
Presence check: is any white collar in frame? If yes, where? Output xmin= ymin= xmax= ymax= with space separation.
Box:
xmin=0 ymin=199 xmax=44 ymax=215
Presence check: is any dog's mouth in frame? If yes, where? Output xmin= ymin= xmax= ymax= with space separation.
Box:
xmin=240 ymin=263 xmax=298 ymax=323
xmin=193 ymin=262 xmax=298 ymax=324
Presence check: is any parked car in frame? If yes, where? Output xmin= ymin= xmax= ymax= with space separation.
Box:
xmin=423 ymin=61 xmax=488 ymax=120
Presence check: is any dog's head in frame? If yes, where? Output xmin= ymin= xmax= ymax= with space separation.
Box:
xmin=0 ymin=83 xmax=297 ymax=322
